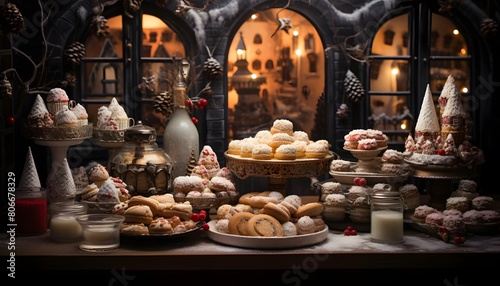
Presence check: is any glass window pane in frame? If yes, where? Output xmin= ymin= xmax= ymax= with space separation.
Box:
xmin=370 ymin=59 xmax=409 ymax=92
xmin=82 ymin=62 xmax=124 ymax=97
xmin=369 ymin=95 xmax=413 ymax=132
xmin=142 ymin=15 xmax=185 ymax=58
xmin=430 ymin=60 xmax=469 ymax=92
xmin=430 ymin=14 xmax=468 ymax=56
xmin=372 ymin=14 xmax=409 ymax=56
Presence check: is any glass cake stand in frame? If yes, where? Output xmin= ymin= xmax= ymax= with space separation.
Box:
xmin=224 ymin=151 xmax=338 ymax=196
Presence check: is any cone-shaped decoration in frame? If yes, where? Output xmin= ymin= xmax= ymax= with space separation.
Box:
xmin=49 ymin=158 xmax=76 ymax=202
xmin=18 ymin=147 xmax=41 ymax=190
xmin=415 ymin=84 xmax=440 ymax=142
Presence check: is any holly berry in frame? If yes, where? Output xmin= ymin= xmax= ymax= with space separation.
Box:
xmin=358 ymin=178 xmax=367 ymax=187
xmin=202 ymin=222 xmax=210 ymax=231
xmin=198 ymin=212 xmax=207 ymax=221
xmin=199 ymin=98 xmax=208 ymax=107
xmin=191 ymin=117 xmax=199 ymax=124
xmin=347 ymin=225 xmax=353 ymax=230
xmin=353 ymin=177 xmax=361 ymax=185
xmin=7 ymin=117 xmax=15 ymax=125
xmin=191 ymin=213 xmax=200 ymax=222
xmin=454 ymin=236 xmax=465 ymax=245
xmin=343 ymin=229 xmax=351 ymax=236
xmin=437 ymin=149 xmax=446 ymax=156
xmin=350 ymin=229 xmax=358 ymax=236
xmin=185 ymin=99 xmax=192 ymax=108
xmin=343 ymin=226 xmax=357 ymax=236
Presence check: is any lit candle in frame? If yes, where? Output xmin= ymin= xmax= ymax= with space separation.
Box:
xmin=50 ymin=214 xmax=82 ymax=242
xmin=370 ymin=210 xmax=404 ymax=243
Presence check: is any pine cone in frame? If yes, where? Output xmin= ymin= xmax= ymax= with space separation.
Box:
xmin=480 ymin=18 xmax=498 ymax=37
xmin=64 ymin=42 xmax=86 ymax=65
xmin=344 ymin=70 xmax=365 ymax=102
xmin=203 ymin=57 xmax=223 ymax=80
xmin=185 ymin=149 xmax=197 ymax=176
xmin=1 ymin=3 xmax=25 ymax=35
xmin=336 ymin=103 xmax=350 ymax=119
xmin=153 ymin=91 xmax=174 ymax=117
xmin=0 ymin=75 xmax=13 ymax=100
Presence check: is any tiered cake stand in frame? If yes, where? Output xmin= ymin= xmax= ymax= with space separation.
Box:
xmin=91 ymin=128 xmax=126 ymax=169
xmin=26 ymin=124 xmax=93 ymax=201
xmin=224 ymin=152 xmax=337 ymax=195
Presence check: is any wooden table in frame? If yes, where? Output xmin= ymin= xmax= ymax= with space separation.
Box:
xmin=2 ymin=197 xmax=500 ymax=284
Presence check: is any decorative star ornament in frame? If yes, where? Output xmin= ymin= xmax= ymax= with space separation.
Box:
xmin=271 ymin=17 xmax=293 ymax=38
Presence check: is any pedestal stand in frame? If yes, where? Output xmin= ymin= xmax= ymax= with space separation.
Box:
xmin=91 ymin=129 xmax=126 ymax=169
xmin=225 ymin=152 xmax=337 ymax=196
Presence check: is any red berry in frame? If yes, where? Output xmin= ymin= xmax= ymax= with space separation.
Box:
xmin=353 ymin=177 xmax=361 ymax=185
xmin=200 ymin=98 xmax=208 ymax=106
xmin=185 ymin=99 xmax=191 ymax=107
xmin=349 ymin=229 xmax=358 ymax=236
xmin=198 ymin=212 xmax=206 ymax=221
xmin=7 ymin=117 xmax=15 ymax=125
xmin=202 ymin=223 xmax=210 ymax=231
xmin=454 ymin=236 xmax=465 ymax=245
xmin=191 ymin=117 xmax=198 ymax=124
xmin=358 ymin=178 xmax=367 ymax=187
xmin=199 ymin=210 xmax=207 ymax=215
xmin=439 ymin=227 xmax=447 ymax=233
xmin=191 ymin=213 xmax=200 ymax=222
xmin=437 ymin=149 xmax=446 ymax=156
xmin=347 ymin=225 xmax=353 ymax=230
xmin=343 ymin=229 xmax=351 ymax=236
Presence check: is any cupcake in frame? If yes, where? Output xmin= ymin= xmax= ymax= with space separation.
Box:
xmin=46 ymin=88 xmax=70 ymax=115
xmin=70 ymin=103 xmax=88 ymax=126
xmin=96 ymin=106 xmax=118 ymax=130
xmin=108 ymin=97 xmax=130 ymax=130
xmin=88 ymin=164 xmax=110 ymax=187
xmin=54 ymin=106 xmax=78 ymax=127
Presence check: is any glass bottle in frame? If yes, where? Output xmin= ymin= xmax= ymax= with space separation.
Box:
xmin=370 ymin=191 xmax=404 ymax=244
xmin=163 ymin=59 xmax=199 ymax=180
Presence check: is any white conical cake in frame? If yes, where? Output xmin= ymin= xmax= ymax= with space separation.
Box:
xmin=18 ymin=147 xmax=41 ymax=190
xmin=29 ymin=94 xmax=50 ymax=119
xmin=72 ymin=166 xmax=89 ymax=194
xmin=49 ymin=158 xmax=76 ymax=202
xmin=415 ymin=85 xmax=440 ymax=134
xmin=97 ymin=177 xmax=120 ymax=203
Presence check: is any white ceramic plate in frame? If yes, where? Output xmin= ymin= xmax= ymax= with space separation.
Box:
xmin=205 ymin=220 xmax=329 ymax=249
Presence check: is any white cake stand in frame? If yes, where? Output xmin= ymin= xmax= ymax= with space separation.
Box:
xmin=344 ymin=146 xmax=387 ymax=173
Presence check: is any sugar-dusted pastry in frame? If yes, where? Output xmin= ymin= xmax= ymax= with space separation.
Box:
xmin=274 ymin=144 xmax=297 ymax=160
xmin=270 ymin=119 xmax=293 ymax=135
xmin=305 ymin=141 xmax=328 ymax=158
xmin=70 ymin=103 xmax=88 ymax=126
xmin=46 ymin=87 xmax=69 ymax=115
xmin=88 ymin=164 xmax=110 ymax=187
xmin=54 ymin=105 xmax=78 ymax=127
xmin=251 ymin=143 xmax=273 ymax=160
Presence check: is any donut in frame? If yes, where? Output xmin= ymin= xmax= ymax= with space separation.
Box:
xmin=246 ymin=214 xmax=284 ymax=237
xmin=274 ymin=144 xmax=297 ymax=160
xmin=305 ymin=142 xmax=328 ymax=158
xmin=270 ymin=119 xmax=293 ymax=135
xmin=261 ymin=202 xmax=291 ymax=223
xmin=208 ymin=176 xmax=236 ymax=193
xmin=173 ymin=175 xmax=205 ymax=194
xmin=251 ymin=143 xmax=273 ymax=160
xmin=123 ymin=205 xmax=153 ymax=225
xmin=228 ymin=212 xmax=255 ymax=235
xmin=127 ymin=195 xmax=160 ymax=216
xmin=293 ymin=202 xmax=324 ymax=218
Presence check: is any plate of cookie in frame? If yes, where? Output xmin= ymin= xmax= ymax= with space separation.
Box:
xmin=205 ymin=220 xmax=329 ymax=249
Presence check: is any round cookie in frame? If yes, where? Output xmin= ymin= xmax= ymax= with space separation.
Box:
xmin=239 ymin=192 xmax=261 ymax=205
xmin=127 ymin=195 xmax=160 ymax=216
xmin=293 ymin=202 xmax=325 ymax=218
xmin=262 ymin=202 xmax=291 ymax=223
xmin=228 ymin=212 xmax=255 ymax=235
xmin=123 ymin=205 xmax=153 ymax=225
xmin=246 ymin=214 xmax=284 ymax=237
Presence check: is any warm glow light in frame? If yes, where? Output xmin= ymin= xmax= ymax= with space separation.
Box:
xmin=400 ymin=122 xmax=407 ymax=130
xmin=251 ymin=14 xmax=257 ymax=20
xmin=251 ymin=74 xmax=257 ymax=79
xmin=293 ymin=30 xmax=299 ymax=37
xmin=453 ymin=29 xmax=459 ymax=35
xmin=461 ymin=48 xmax=466 ymax=55
xmin=462 ymin=87 xmax=468 ymax=93
xmin=237 ymin=49 xmax=244 ymax=56
xmin=142 ymin=14 xmax=166 ymax=29
xmin=391 ymin=68 xmax=399 ymax=75
xmin=295 ymin=49 xmax=302 ymax=56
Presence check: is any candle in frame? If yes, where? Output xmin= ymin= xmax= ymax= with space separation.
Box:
xmin=371 ymin=210 xmax=404 ymax=243
xmin=50 ymin=214 xmax=83 ymax=242
xmin=16 ymin=197 xmax=48 ymax=235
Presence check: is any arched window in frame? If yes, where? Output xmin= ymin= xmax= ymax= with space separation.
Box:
xmin=367 ymin=8 xmax=471 ymax=149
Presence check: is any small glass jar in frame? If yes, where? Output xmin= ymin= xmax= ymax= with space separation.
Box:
xmin=49 ymin=201 xmax=88 ymax=242
xmin=76 ymin=214 xmax=125 ymax=252
xmin=370 ymin=191 xmax=404 ymax=244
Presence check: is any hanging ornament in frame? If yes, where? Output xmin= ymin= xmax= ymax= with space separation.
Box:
xmin=203 ymin=57 xmax=223 ymax=81
xmin=7 ymin=116 xmax=15 ymax=125
xmin=1 ymin=2 xmax=25 ymax=35
xmin=1 ymin=75 xmax=13 ymax=100
xmin=64 ymin=42 xmax=86 ymax=65
xmin=344 ymin=70 xmax=365 ymax=102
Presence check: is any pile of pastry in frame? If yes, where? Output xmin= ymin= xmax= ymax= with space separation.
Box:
xmin=227 ymin=119 xmax=330 ymax=160
xmin=115 ymin=194 xmax=199 ymax=235
xmin=214 ymin=191 xmax=326 ymax=237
